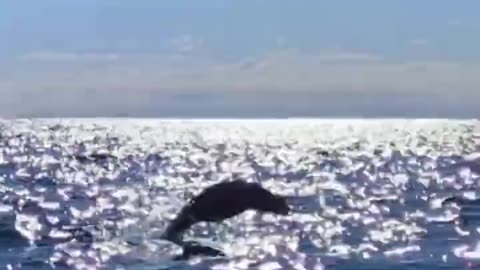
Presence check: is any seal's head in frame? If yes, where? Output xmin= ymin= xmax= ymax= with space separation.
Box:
xmin=252 ymin=190 xmax=290 ymax=215
xmin=234 ymin=181 xmax=291 ymax=216
xmin=268 ymin=195 xmax=290 ymax=215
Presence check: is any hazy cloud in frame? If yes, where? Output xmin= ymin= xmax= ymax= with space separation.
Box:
xmin=409 ymin=39 xmax=429 ymax=47
xmin=21 ymin=52 xmax=120 ymax=62
xmin=8 ymin=49 xmax=480 ymax=94
xmin=314 ymin=50 xmax=383 ymax=62
xmin=169 ymin=35 xmax=204 ymax=54
xmin=2 ymin=49 xmax=480 ymax=117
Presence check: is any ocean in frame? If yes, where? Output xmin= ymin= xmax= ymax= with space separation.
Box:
xmin=0 ymin=118 xmax=479 ymax=270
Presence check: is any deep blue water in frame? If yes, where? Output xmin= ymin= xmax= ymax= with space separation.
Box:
xmin=0 ymin=118 xmax=479 ymax=270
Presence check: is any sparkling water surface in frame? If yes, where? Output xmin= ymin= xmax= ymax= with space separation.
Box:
xmin=0 ymin=118 xmax=480 ymax=270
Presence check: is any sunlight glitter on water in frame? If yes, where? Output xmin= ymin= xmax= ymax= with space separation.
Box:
xmin=0 ymin=118 xmax=479 ymax=269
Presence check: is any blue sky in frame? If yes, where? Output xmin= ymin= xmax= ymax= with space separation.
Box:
xmin=1 ymin=1 xmax=480 ymax=117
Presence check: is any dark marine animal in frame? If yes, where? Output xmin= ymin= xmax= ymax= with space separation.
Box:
xmin=161 ymin=179 xmax=290 ymax=258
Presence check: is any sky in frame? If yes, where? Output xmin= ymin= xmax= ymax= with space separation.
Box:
xmin=1 ymin=0 xmax=480 ymax=118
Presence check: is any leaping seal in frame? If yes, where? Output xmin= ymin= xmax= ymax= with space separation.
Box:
xmin=161 ymin=179 xmax=290 ymax=259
